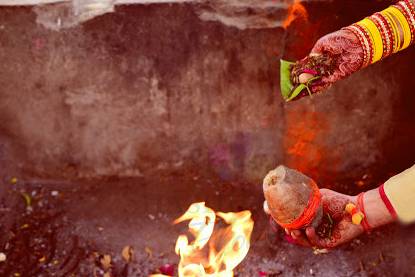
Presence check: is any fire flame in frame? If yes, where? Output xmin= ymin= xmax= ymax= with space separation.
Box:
xmin=283 ymin=0 xmax=308 ymax=29
xmin=152 ymin=202 xmax=254 ymax=277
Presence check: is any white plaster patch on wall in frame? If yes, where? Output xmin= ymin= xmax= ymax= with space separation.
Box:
xmin=197 ymin=0 xmax=288 ymax=30
xmin=0 ymin=0 xmax=329 ymax=30
xmin=0 ymin=0 xmax=196 ymax=5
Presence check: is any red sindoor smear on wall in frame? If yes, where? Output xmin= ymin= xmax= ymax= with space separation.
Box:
xmin=283 ymin=108 xmax=338 ymax=186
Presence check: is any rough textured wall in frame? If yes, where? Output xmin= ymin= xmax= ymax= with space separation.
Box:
xmin=0 ymin=1 xmax=414 ymax=184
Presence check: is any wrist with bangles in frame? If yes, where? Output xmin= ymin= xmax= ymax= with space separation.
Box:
xmin=347 ymin=185 xmax=398 ymax=232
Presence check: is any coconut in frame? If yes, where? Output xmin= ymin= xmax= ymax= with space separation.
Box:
xmin=263 ymin=165 xmax=323 ymax=229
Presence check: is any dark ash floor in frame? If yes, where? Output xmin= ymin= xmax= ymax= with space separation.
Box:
xmin=0 ymin=170 xmax=414 ymax=277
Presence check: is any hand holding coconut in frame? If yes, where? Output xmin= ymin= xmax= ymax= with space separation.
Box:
xmin=263 ymin=166 xmax=397 ymax=248
xmin=285 ymin=189 xmax=365 ymax=248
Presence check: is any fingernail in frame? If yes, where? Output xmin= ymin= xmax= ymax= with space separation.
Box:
xmin=263 ymin=201 xmax=270 ymax=214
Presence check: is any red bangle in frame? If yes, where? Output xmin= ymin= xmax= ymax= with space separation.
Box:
xmin=378 ymin=184 xmax=398 ymax=219
xmin=357 ymin=192 xmax=372 ymax=232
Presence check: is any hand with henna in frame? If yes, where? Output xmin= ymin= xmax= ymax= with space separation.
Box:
xmin=289 ymin=189 xmax=364 ymax=248
xmin=264 ymin=187 xmax=396 ymax=248
xmin=291 ymin=29 xmax=364 ymax=99
xmin=288 ymin=0 xmax=415 ymax=100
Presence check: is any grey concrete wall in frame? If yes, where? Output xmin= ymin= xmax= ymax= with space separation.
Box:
xmin=0 ymin=1 xmax=414 ymax=185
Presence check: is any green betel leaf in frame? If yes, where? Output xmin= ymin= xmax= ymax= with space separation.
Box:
xmin=286 ymin=83 xmax=307 ymax=101
xmin=280 ymin=59 xmax=294 ymax=100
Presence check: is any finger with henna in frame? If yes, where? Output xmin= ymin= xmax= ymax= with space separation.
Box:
xmin=290 ymin=230 xmax=312 ymax=247
xmin=306 ymin=227 xmax=330 ymax=248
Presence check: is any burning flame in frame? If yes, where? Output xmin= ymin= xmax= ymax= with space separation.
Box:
xmin=283 ymin=0 xmax=308 ymax=29
xmin=152 ymin=202 xmax=254 ymax=277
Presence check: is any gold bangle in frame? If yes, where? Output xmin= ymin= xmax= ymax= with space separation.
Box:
xmin=389 ymin=6 xmax=412 ymax=50
xmin=382 ymin=10 xmax=402 ymax=52
xmin=357 ymin=18 xmax=384 ymax=63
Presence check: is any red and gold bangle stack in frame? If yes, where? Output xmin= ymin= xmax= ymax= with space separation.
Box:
xmin=343 ymin=0 xmax=415 ymax=68
xmin=371 ymin=13 xmax=394 ymax=58
xmin=396 ymin=0 xmax=415 ymax=44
